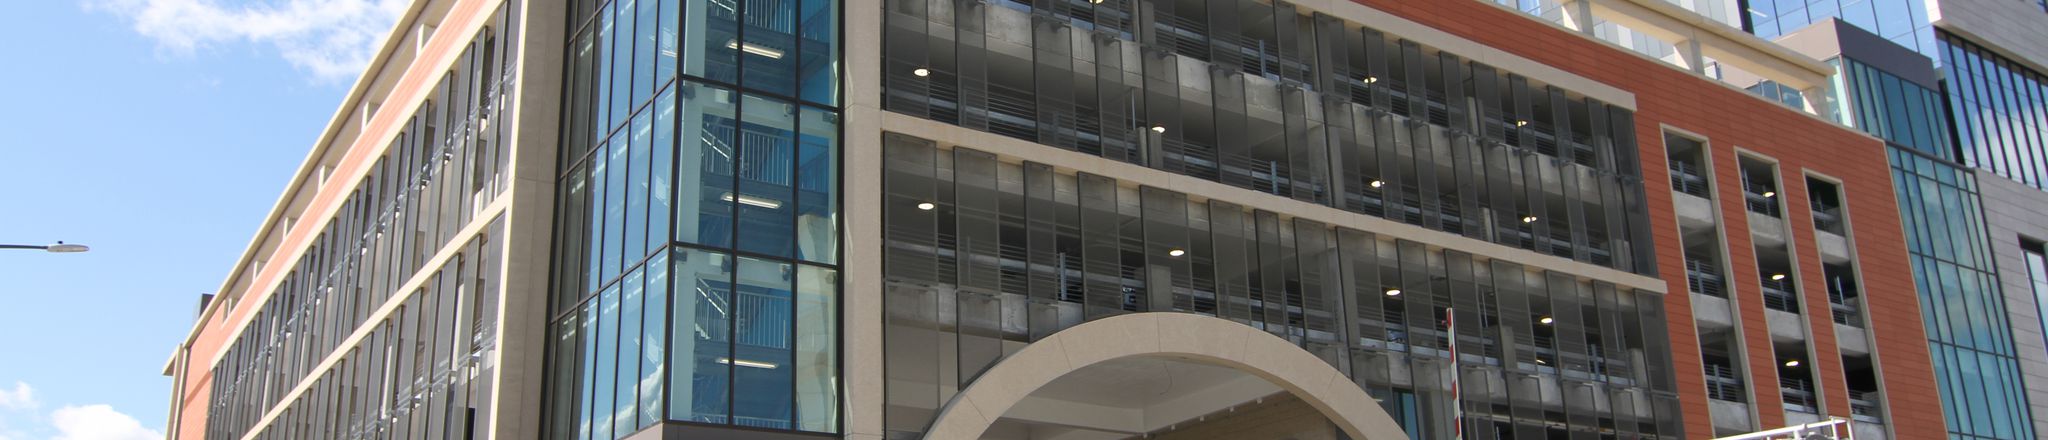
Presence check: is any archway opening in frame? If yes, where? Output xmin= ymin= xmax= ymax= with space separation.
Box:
xmin=979 ymin=355 xmax=1350 ymax=440
xmin=912 ymin=313 xmax=1411 ymax=440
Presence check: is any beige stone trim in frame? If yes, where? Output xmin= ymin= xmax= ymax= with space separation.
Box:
xmin=485 ymin=0 xmax=568 ymax=437
xmin=920 ymin=313 xmax=1410 ymax=440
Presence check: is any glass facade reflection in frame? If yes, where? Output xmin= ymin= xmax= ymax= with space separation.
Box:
xmin=1940 ymin=33 xmax=2048 ymax=190
xmin=881 ymin=0 xmax=1657 ymax=276
xmin=1891 ymin=147 xmax=2035 ymax=440
xmin=1833 ymin=57 xmax=1951 ymax=158
xmin=546 ymin=0 xmax=841 ymax=437
xmin=880 ymin=135 xmax=1684 ymax=439
xmin=1745 ymin=0 xmax=1936 ymax=55
xmin=1796 ymin=21 xmax=2048 ymax=440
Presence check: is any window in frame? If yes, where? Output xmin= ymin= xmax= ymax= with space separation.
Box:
xmin=550 ymin=0 xmax=842 ymax=437
xmin=2025 ymin=241 xmax=2048 ymax=354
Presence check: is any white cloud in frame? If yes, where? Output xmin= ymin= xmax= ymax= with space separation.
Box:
xmin=0 ymin=383 xmax=34 ymax=411
xmin=86 ymin=0 xmax=410 ymax=82
xmin=50 ymin=405 xmax=161 ymax=440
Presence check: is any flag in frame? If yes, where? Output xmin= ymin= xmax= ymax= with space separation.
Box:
xmin=1448 ymin=308 xmax=1464 ymax=440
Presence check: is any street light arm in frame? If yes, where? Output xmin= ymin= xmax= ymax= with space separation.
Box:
xmin=0 ymin=242 xmax=88 ymax=253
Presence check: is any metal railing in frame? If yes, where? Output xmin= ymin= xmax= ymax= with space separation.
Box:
xmin=1830 ymin=301 xmax=1862 ymax=327
xmin=1687 ymin=258 xmax=1726 ymax=297
xmin=1671 ymin=160 xmax=1710 ymax=198
xmin=1848 ymin=390 xmax=1883 ymax=423
xmin=1781 ymin=377 xmax=1818 ymax=414
xmin=1811 ymin=201 xmax=1844 ymax=234
xmin=1705 ymin=363 xmax=1747 ymax=402
xmin=1761 ymin=278 xmax=1799 ymax=313
xmin=1828 ymin=278 xmax=1864 ymax=327
xmin=1745 ymin=182 xmax=1781 ymax=218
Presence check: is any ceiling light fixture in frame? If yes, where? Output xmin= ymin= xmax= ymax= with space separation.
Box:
xmin=1168 ymin=248 xmax=1186 ymax=257
xmin=725 ymin=40 xmax=785 ymax=59
xmin=1522 ymin=215 xmax=1539 ymax=223
xmin=1771 ymin=273 xmax=1787 ymax=281
xmin=915 ymin=202 xmax=936 ymax=211
xmin=912 ymin=67 xmax=931 ymax=77
xmin=1762 ymin=191 xmax=1777 ymax=198
xmin=1516 ymin=120 xmax=1530 ymax=127
xmin=717 ymin=358 xmax=780 ymax=369
xmin=723 ymin=192 xmax=784 ymax=209
xmin=1362 ymin=76 xmax=1378 ymax=84
xmin=1151 ymin=125 xmax=1167 ymax=133
xmin=1384 ymin=288 xmax=1402 ymax=297
xmin=1539 ymin=316 xmax=1555 ymax=325
xmin=1783 ymin=359 xmax=1801 ymax=368
xmin=1368 ymin=180 xmax=1384 ymax=188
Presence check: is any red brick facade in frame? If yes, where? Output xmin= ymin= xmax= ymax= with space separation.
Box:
xmin=1349 ymin=1 xmax=1943 ymax=437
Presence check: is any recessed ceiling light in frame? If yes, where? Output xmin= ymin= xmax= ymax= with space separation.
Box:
xmin=1771 ymin=273 xmax=1787 ymax=281
xmin=1151 ymin=125 xmax=1167 ymax=133
xmin=1384 ymin=288 xmax=1402 ymax=297
xmin=1783 ymin=359 xmax=1801 ymax=367
xmin=916 ymin=202 xmax=936 ymax=211
xmin=1368 ymin=180 xmax=1384 ymax=188
xmin=1168 ymin=248 xmax=1186 ymax=257
xmin=912 ymin=67 xmax=930 ymax=77
xmin=1522 ymin=216 xmax=1539 ymax=223
xmin=1362 ymin=76 xmax=1378 ymax=84
xmin=1538 ymin=316 xmax=1554 ymax=325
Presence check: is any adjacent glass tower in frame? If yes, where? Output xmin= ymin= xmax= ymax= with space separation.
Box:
xmin=1745 ymin=0 xmax=1937 ymax=54
xmin=545 ymin=0 xmax=843 ymax=438
xmin=1790 ymin=20 xmax=2036 ymax=439
xmin=1939 ymin=36 xmax=2048 ymax=191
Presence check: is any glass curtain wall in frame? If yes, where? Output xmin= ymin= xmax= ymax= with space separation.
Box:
xmin=879 ymin=0 xmax=1656 ymax=276
xmin=1940 ymin=33 xmax=2048 ymax=190
xmin=233 ymin=218 xmax=507 ymax=440
xmin=546 ymin=0 xmax=842 ymax=438
xmin=1832 ymin=57 xmax=1951 ymax=159
xmin=1744 ymin=0 xmax=1935 ymax=55
xmin=1890 ymin=146 xmax=2035 ymax=440
xmin=879 ymin=135 xmax=1684 ymax=439
xmin=201 ymin=8 xmax=522 ymax=438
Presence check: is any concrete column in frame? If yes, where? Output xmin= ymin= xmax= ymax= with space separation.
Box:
xmin=1559 ymin=0 xmax=1597 ymax=36
xmin=1800 ymin=85 xmax=1834 ymax=122
xmin=844 ymin=0 xmax=887 ymax=436
xmin=489 ymin=0 xmax=567 ymax=438
xmin=1673 ymin=37 xmax=1707 ymax=75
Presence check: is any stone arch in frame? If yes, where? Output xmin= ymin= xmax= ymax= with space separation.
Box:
xmin=920 ymin=312 xmax=1411 ymax=439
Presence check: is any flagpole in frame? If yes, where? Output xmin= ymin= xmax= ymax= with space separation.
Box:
xmin=1448 ymin=308 xmax=1464 ymax=440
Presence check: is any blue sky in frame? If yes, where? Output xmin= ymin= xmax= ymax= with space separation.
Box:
xmin=0 ymin=1 xmax=404 ymax=438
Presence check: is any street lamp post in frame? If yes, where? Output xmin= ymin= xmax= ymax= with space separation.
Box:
xmin=0 ymin=241 xmax=89 ymax=253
